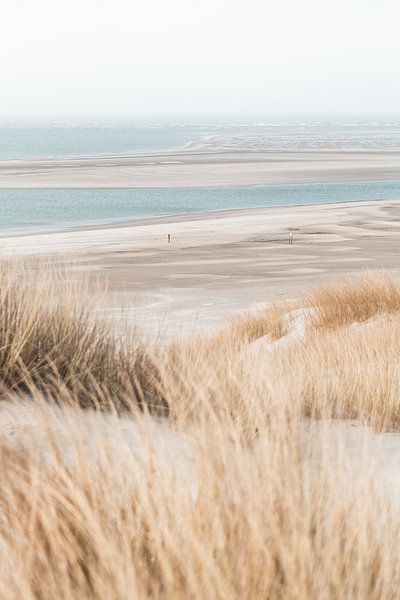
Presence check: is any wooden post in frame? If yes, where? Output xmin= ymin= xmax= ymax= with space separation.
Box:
xmin=168 ymin=233 xmax=171 ymax=244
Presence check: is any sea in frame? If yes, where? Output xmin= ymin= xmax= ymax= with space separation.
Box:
xmin=1 ymin=120 xmax=400 ymax=234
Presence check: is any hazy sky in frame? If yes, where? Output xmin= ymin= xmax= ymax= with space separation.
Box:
xmin=1 ymin=0 xmax=400 ymax=119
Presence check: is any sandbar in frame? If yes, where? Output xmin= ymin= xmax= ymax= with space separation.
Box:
xmin=1 ymin=149 xmax=400 ymax=188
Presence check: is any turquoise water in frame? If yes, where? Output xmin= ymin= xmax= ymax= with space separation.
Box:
xmin=1 ymin=122 xmax=400 ymax=234
xmin=0 ymin=124 xmax=201 ymax=160
xmin=1 ymin=180 xmax=400 ymax=234
xmin=1 ymin=121 xmax=400 ymax=160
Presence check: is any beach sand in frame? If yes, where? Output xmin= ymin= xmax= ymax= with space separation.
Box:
xmin=1 ymin=149 xmax=400 ymax=188
xmin=2 ymin=198 xmax=400 ymax=338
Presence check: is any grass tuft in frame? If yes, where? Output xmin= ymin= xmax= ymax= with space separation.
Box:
xmin=305 ymin=275 xmax=400 ymax=331
xmin=0 ymin=262 xmax=164 ymax=414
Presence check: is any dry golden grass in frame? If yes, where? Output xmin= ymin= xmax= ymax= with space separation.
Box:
xmin=0 ymin=402 xmax=399 ymax=600
xmin=0 ymin=265 xmax=400 ymax=597
xmin=0 ymin=266 xmax=398 ymax=431
xmin=227 ymin=302 xmax=290 ymax=343
xmin=0 ymin=262 xmax=164 ymax=414
xmin=262 ymin=316 xmax=400 ymax=430
xmin=159 ymin=275 xmax=400 ymax=430
xmin=161 ymin=302 xmax=292 ymax=426
xmin=167 ymin=302 xmax=289 ymax=365
xmin=305 ymin=274 xmax=400 ymax=331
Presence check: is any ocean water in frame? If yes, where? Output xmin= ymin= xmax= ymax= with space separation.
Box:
xmin=1 ymin=121 xmax=400 ymax=233
xmin=0 ymin=124 xmax=201 ymax=160
xmin=1 ymin=120 xmax=400 ymax=160
xmin=1 ymin=180 xmax=400 ymax=234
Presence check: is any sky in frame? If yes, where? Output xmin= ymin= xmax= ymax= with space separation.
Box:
xmin=1 ymin=0 xmax=400 ymax=120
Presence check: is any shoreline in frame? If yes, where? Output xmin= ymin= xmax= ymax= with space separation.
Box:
xmin=0 ymin=195 xmax=398 ymax=250
xmin=0 ymin=195 xmax=395 ymax=240
xmin=1 ymin=179 xmax=400 ymax=239
xmin=1 ymin=198 xmax=400 ymax=336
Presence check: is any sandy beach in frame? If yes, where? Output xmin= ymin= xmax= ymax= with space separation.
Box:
xmin=1 ymin=148 xmax=400 ymax=188
xmin=2 ymin=198 xmax=400 ymax=337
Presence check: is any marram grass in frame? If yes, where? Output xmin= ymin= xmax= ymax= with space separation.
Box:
xmin=0 ymin=264 xmax=399 ymax=598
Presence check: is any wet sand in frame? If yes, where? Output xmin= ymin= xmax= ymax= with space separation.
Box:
xmin=1 ymin=149 xmax=400 ymax=188
xmin=2 ymin=199 xmax=400 ymax=337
